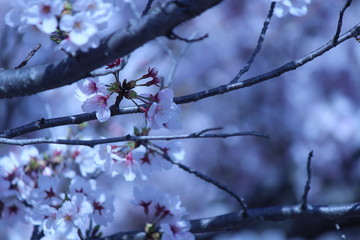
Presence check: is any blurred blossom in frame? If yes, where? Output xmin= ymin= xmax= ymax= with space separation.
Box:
xmin=268 ymin=0 xmax=312 ymax=17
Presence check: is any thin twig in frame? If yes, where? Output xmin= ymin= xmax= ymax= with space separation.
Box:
xmin=0 ymin=130 xmax=268 ymax=147
xmin=333 ymin=0 xmax=352 ymax=44
xmin=142 ymin=0 xmax=155 ymax=16
xmin=164 ymin=32 xmax=197 ymax=87
xmin=146 ymin=142 xmax=248 ymax=214
xmin=301 ymin=150 xmax=313 ymax=210
xmin=15 ymin=43 xmax=42 ymax=69
xmin=168 ymin=31 xmax=208 ymax=43
xmin=1 ymin=24 xmax=360 ymax=138
xmin=230 ymin=2 xmax=275 ymax=84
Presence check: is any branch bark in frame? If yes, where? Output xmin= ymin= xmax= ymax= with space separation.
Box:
xmin=0 ymin=0 xmax=223 ymax=98
xmin=99 ymin=202 xmax=360 ymax=239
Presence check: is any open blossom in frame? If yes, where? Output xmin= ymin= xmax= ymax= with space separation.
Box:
xmin=54 ymin=194 xmax=93 ymax=239
xmin=73 ymin=0 xmax=114 ymax=29
xmin=81 ymin=94 xmax=111 ymax=122
xmin=25 ymin=0 xmax=63 ymax=34
xmin=145 ymin=88 xmax=182 ymax=130
xmin=95 ymin=145 xmax=143 ymax=181
xmin=132 ymin=186 xmax=193 ymax=239
xmin=60 ymin=12 xmax=98 ymax=46
xmin=76 ymin=77 xmax=108 ymax=97
xmin=271 ymin=0 xmax=312 ymax=17
xmin=160 ymin=218 xmax=194 ymax=240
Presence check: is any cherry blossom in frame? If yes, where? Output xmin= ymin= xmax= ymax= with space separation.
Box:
xmin=25 ymin=0 xmax=63 ymax=34
xmin=81 ymin=94 xmax=111 ymax=122
xmin=59 ymin=12 xmax=98 ymax=47
xmin=76 ymin=77 xmax=108 ymax=98
xmin=145 ymin=88 xmax=182 ymax=130
xmin=160 ymin=218 xmax=194 ymax=240
xmin=72 ymin=0 xmax=114 ymax=29
xmin=54 ymin=194 xmax=93 ymax=239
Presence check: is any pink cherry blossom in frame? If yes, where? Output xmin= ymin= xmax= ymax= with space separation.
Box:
xmin=160 ymin=218 xmax=194 ymax=240
xmin=81 ymin=94 xmax=111 ymax=122
xmin=145 ymin=88 xmax=182 ymax=130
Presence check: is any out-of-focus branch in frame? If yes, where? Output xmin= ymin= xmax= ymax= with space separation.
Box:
xmin=229 ymin=1 xmax=276 ymax=84
xmin=98 ymin=202 xmax=360 ymax=240
xmin=0 ymin=0 xmax=223 ymax=98
xmin=301 ymin=150 xmax=313 ymax=210
xmin=146 ymin=142 xmax=249 ymax=212
xmin=0 ymin=129 xmax=268 ymax=147
xmin=1 ymin=23 xmax=360 ymax=138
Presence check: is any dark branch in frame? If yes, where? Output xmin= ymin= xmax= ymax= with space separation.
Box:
xmin=141 ymin=0 xmax=155 ymax=17
xmin=146 ymin=143 xmax=248 ymax=214
xmin=0 ymin=0 xmax=223 ymax=98
xmin=301 ymin=150 xmax=313 ymax=210
xmin=0 ymin=130 xmax=268 ymax=147
xmin=168 ymin=31 xmax=209 ymax=43
xmin=230 ymin=1 xmax=276 ymax=84
xmin=99 ymin=202 xmax=360 ymax=239
xmin=333 ymin=0 xmax=352 ymax=44
xmin=15 ymin=43 xmax=42 ymax=69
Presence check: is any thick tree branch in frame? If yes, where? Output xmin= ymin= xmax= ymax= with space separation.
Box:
xmin=1 ymin=23 xmax=359 ymax=139
xmin=99 ymin=202 xmax=360 ymax=239
xmin=0 ymin=0 xmax=223 ymax=98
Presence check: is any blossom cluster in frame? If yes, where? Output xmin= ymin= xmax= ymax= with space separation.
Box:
xmin=76 ymin=65 xmax=182 ymax=131
xmin=95 ymin=141 xmax=184 ymax=181
xmin=5 ymin=0 xmax=115 ymax=53
xmin=132 ymin=186 xmax=194 ymax=240
xmin=0 ymin=145 xmax=114 ymax=239
xmin=0 ymin=139 xmax=188 ymax=239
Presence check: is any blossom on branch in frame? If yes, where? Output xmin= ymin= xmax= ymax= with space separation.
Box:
xmin=143 ymin=88 xmax=182 ymax=130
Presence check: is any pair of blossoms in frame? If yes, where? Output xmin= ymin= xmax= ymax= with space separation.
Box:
xmin=0 ymin=143 xmax=192 ymax=239
xmin=5 ymin=0 xmax=114 ymax=53
xmin=76 ymin=63 xmax=181 ymax=131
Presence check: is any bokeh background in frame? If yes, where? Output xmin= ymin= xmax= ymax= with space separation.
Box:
xmin=1 ymin=0 xmax=360 ymax=239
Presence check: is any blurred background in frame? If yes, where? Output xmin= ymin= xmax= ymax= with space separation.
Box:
xmin=1 ymin=0 xmax=360 ymax=239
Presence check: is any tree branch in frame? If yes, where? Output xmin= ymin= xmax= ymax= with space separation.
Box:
xmin=98 ymin=202 xmax=360 ymax=239
xmin=0 ymin=0 xmax=223 ymax=98
xmin=146 ymin=142 xmax=249 ymax=213
xmin=0 ymin=130 xmax=268 ymax=147
xmin=229 ymin=1 xmax=276 ymax=84
xmin=333 ymin=0 xmax=352 ymax=44
xmin=1 ymin=23 xmax=359 ymax=139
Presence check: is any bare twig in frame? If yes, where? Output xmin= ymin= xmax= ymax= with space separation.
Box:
xmin=0 ymin=130 xmax=268 ymax=147
xmin=142 ymin=0 xmax=155 ymax=16
xmin=301 ymin=150 xmax=313 ymax=211
xmin=164 ymin=32 xmax=197 ymax=87
xmin=230 ymin=2 xmax=276 ymax=84
xmin=1 ymin=24 xmax=360 ymax=138
xmin=15 ymin=43 xmax=42 ymax=69
xmin=333 ymin=0 xmax=352 ymax=44
xmin=99 ymin=202 xmax=360 ymax=239
xmin=168 ymin=31 xmax=209 ymax=43
xmin=146 ymin=142 xmax=249 ymax=214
